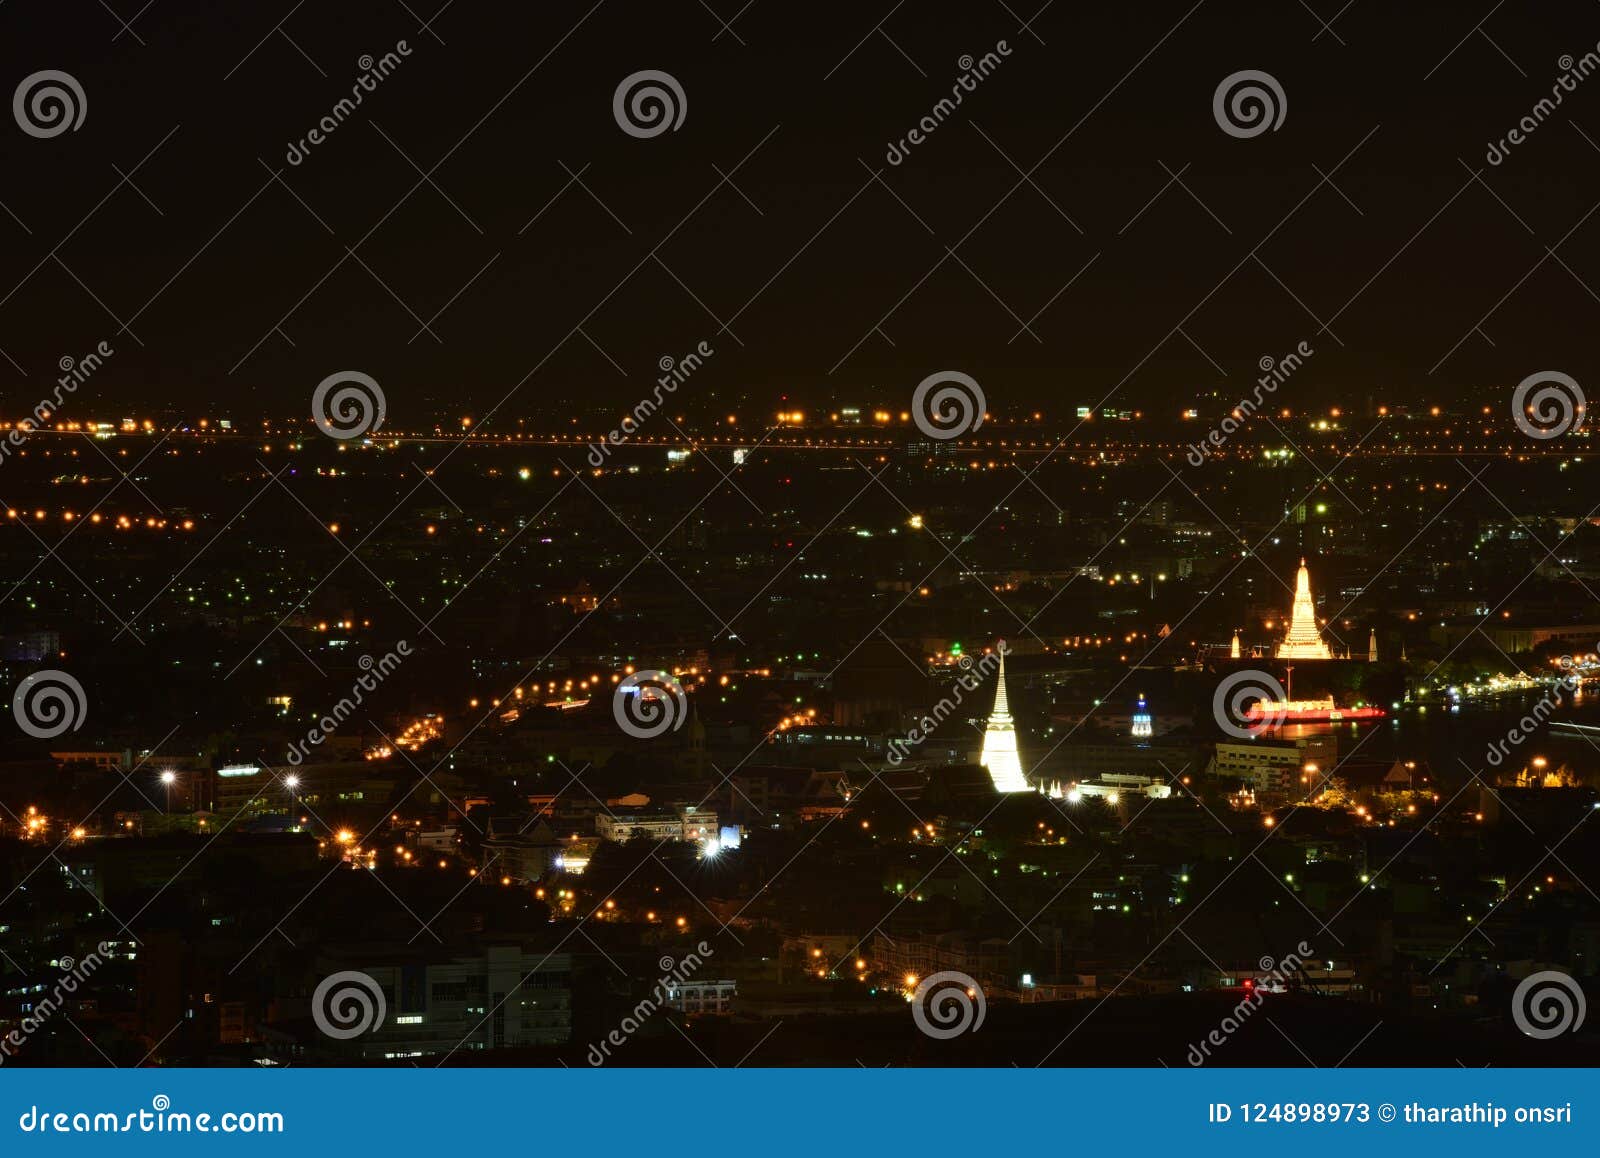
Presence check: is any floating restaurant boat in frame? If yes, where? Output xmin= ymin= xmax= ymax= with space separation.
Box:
xmin=1244 ymin=697 xmax=1385 ymax=723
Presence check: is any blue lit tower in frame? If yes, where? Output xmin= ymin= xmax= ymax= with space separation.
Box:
xmin=1131 ymin=694 xmax=1153 ymax=742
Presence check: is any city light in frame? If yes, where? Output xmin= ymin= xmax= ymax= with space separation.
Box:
xmin=4 ymin=65 xmax=1587 ymax=1088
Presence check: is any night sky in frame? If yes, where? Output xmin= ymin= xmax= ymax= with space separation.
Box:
xmin=1 ymin=1 xmax=1597 ymax=420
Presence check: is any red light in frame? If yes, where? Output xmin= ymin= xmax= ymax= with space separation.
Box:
xmin=1242 ymin=979 xmax=1255 ymax=989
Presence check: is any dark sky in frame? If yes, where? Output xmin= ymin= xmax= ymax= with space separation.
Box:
xmin=1 ymin=0 xmax=1597 ymax=423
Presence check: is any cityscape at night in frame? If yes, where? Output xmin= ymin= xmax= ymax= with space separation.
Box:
xmin=2 ymin=3 xmax=1600 ymax=1135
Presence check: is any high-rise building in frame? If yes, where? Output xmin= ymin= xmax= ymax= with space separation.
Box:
xmin=1276 ymin=558 xmax=1333 ymax=660
xmin=979 ymin=648 xmax=1030 ymax=793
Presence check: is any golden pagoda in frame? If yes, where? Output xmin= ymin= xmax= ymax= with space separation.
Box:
xmin=1275 ymin=558 xmax=1333 ymax=660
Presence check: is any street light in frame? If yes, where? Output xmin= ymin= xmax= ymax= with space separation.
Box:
xmin=159 ymin=770 xmax=176 ymax=811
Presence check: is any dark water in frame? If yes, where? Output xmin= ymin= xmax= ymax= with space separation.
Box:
xmin=1276 ymin=682 xmax=1600 ymax=785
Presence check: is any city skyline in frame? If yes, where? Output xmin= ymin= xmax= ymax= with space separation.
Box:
xmin=3 ymin=0 xmax=1600 ymax=1082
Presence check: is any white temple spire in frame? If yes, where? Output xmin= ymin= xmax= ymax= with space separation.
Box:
xmin=980 ymin=643 xmax=1030 ymax=793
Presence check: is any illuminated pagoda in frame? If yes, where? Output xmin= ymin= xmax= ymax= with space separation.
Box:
xmin=1275 ymin=558 xmax=1334 ymax=660
xmin=1230 ymin=630 xmax=1241 ymax=659
xmin=1368 ymin=628 xmax=1378 ymax=663
xmin=1131 ymin=694 xmax=1153 ymax=740
xmin=979 ymin=645 xmax=1031 ymax=793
